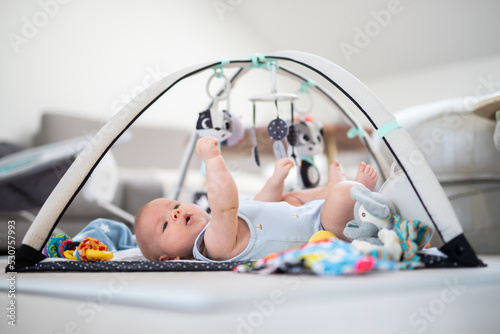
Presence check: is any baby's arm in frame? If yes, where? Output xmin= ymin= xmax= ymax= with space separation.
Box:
xmin=196 ymin=137 xmax=240 ymax=260
xmin=254 ymin=158 xmax=294 ymax=202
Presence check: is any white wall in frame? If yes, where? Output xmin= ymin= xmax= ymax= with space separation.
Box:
xmin=366 ymin=54 xmax=500 ymax=114
xmin=1 ymin=0 xmax=499 ymax=145
xmin=0 ymin=0 xmax=275 ymax=144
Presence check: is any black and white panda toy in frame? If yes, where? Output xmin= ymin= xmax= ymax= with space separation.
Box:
xmin=287 ymin=120 xmax=325 ymax=188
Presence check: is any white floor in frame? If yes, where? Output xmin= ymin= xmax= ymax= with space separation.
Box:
xmin=1 ymin=256 xmax=500 ymax=334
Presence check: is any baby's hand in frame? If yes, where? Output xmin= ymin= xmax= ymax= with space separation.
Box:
xmin=275 ymin=158 xmax=294 ymax=170
xmin=272 ymin=158 xmax=295 ymax=182
xmin=196 ymin=136 xmax=221 ymax=161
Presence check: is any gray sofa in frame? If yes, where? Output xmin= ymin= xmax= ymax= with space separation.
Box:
xmin=0 ymin=112 xmax=197 ymax=249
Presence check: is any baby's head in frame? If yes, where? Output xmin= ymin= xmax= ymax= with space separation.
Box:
xmin=135 ymin=198 xmax=210 ymax=261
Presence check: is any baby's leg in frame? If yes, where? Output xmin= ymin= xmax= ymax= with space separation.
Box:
xmin=320 ymin=162 xmax=379 ymax=240
xmin=254 ymin=158 xmax=294 ymax=202
xmin=282 ymin=160 xmax=346 ymax=206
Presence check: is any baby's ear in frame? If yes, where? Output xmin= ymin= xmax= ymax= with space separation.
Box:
xmin=159 ymin=254 xmax=181 ymax=261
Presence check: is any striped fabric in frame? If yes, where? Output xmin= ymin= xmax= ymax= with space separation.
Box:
xmin=393 ymin=214 xmax=432 ymax=268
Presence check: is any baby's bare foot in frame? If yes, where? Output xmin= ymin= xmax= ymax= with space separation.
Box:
xmin=355 ymin=162 xmax=378 ymax=191
xmin=272 ymin=158 xmax=294 ymax=183
xmin=327 ymin=160 xmax=347 ymax=187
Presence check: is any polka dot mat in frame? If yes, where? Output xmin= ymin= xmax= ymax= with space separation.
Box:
xmin=14 ymin=260 xmax=251 ymax=272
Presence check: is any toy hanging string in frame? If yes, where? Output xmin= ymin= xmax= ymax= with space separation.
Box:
xmin=251 ymin=102 xmax=260 ymax=166
xmin=289 ymin=101 xmax=298 ymax=164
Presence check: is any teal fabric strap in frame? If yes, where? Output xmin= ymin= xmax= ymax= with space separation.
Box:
xmin=347 ymin=126 xmax=364 ymax=139
xmin=213 ymin=60 xmax=230 ymax=78
xmin=248 ymin=54 xmax=279 ymax=70
xmin=248 ymin=53 xmax=267 ymax=68
xmin=266 ymin=58 xmax=279 ymax=70
xmin=300 ymin=79 xmax=317 ymax=93
xmin=376 ymin=120 xmax=402 ymax=139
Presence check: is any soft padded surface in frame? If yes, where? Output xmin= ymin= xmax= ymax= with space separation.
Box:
xmin=11 ymin=253 xmax=473 ymax=273
xmin=14 ymin=260 xmax=249 ymax=273
xmin=2 ymin=256 xmax=499 ymax=333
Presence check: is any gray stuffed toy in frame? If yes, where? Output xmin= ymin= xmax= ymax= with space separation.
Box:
xmin=343 ymin=187 xmax=396 ymax=246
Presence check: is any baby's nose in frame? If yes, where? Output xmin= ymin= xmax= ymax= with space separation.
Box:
xmin=171 ymin=209 xmax=181 ymax=220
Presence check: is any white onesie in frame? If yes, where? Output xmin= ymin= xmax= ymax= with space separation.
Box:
xmin=192 ymin=199 xmax=325 ymax=262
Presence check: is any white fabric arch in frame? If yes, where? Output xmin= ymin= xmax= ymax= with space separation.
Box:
xmin=16 ymin=50 xmax=480 ymax=267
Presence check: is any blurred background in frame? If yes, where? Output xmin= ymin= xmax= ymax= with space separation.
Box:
xmin=1 ymin=0 xmax=500 ymax=144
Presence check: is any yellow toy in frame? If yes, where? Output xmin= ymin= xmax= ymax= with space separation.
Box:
xmin=74 ymin=237 xmax=114 ymax=261
xmin=309 ymin=230 xmax=337 ymax=243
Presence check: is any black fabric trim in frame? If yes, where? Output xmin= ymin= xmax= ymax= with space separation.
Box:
xmin=420 ymin=254 xmax=473 ymax=268
xmin=12 ymin=260 xmax=250 ymax=273
xmin=7 ymin=244 xmax=47 ymax=272
xmin=439 ymin=233 xmax=485 ymax=267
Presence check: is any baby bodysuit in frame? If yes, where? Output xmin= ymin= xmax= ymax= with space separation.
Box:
xmin=192 ymin=199 xmax=325 ymax=262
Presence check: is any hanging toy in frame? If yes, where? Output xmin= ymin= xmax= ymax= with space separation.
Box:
xmin=283 ymin=79 xmax=324 ymax=188
xmin=288 ymin=79 xmax=321 ymax=160
xmin=249 ymin=59 xmax=298 ymax=164
xmin=267 ymin=115 xmax=288 ymax=141
xmin=196 ymin=109 xmax=233 ymax=142
xmin=224 ymin=112 xmax=245 ymax=146
xmin=196 ymin=69 xmax=234 ymax=142
xmin=288 ymin=120 xmax=324 ymax=157
xmin=287 ymin=120 xmax=325 ymax=188
xmin=268 ymin=100 xmax=289 ymax=159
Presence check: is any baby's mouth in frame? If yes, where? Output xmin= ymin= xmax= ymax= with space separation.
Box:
xmin=185 ymin=215 xmax=192 ymax=225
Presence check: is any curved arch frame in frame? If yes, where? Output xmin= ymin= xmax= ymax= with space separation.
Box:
xmin=170 ymin=62 xmax=392 ymax=201
xmin=14 ymin=51 xmax=482 ymax=268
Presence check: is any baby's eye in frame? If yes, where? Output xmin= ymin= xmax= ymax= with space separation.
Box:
xmin=163 ymin=222 xmax=168 ymax=231
xmin=174 ymin=204 xmax=180 ymax=210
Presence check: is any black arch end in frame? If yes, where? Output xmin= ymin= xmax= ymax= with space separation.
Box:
xmin=6 ymin=244 xmax=46 ymax=272
xmin=440 ymin=234 xmax=486 ymax=267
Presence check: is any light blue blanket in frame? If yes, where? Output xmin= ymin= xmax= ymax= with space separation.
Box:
xmin=72 ymin=218 xmax=136 ymax=252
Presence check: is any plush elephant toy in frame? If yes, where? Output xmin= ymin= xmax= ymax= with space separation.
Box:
xmin=343 ymin=187 xmax=396 ymax=245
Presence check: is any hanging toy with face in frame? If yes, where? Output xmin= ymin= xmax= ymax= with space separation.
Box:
xmin=287 ymin=120 xmax=325 ymax=188
xmin=196 ymin=70 xmax=236 ymax=142
xmin=196 ymin=109 xmax=233 ymax=142
xmin=287 ymin=120 xmax=324 ymax=157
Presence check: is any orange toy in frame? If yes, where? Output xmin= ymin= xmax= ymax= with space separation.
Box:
xmin=74 ymin=237 xmax=114 ymax=261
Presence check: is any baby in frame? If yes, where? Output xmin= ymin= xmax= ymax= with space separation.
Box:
xmin=135 ymin=136 xmax=378 ymax=262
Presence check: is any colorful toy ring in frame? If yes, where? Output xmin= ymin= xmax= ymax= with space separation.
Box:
xmin=45 ymin=234 xmax=71 ymax=258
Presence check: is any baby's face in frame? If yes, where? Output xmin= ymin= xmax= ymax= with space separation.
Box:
xmin=137 ymin=198 xmax=210 ymax=260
